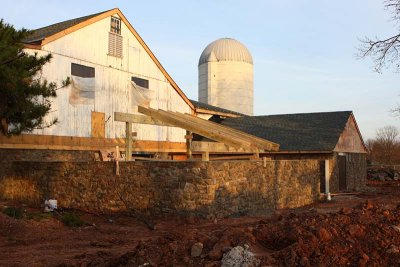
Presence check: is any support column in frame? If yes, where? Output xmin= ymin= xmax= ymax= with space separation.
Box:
xmin=126 ymin=122 xmax=132 ymax=161
xmin=202 ymin=151 xmax=209 ymax=161
xmin=185 ymin=130 xmax=193 ymax=160
xmin=325 ymin=159 xmax=331 ymax=201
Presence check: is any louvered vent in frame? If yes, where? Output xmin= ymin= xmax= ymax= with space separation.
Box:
xmin=108 ymin=32 xmax=123 ymax=58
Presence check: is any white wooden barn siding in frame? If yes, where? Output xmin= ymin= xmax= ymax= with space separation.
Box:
xmin=27 ymin=14 xmax=191 ymax=142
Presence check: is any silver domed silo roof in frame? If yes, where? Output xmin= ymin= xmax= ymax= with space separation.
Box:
xmin=198 ymin=38 xmax=253 ymax=66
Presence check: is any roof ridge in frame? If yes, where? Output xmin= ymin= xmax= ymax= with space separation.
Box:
xmin=252 ymin=110 xmax=352 ymax=117
xmin=23 ymin=9 xmax=115 ymax=43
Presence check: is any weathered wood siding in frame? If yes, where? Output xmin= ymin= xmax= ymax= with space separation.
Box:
xmin=25 ymin=14 xmax=191 ymax=142
xmin=334 ymin=115 xmax=366 ymax=153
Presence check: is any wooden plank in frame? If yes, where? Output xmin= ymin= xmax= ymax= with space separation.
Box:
xmin=0 ymin=134 xmax=186 ymax=152
xmin=191 ymin=141 xmax=253 ymax=153
xmin=168 ymin=110 xmax=258 ymax=149
xmin=180 ymin=112 xmax=279 ymax=151
xmin=91 ymin=111 xmax=105 ymax=138
xmin=114 ymin=112 xmax=175 ymax=127
xmin=211 ymin=155 xmax=254 ymax=161
xmin=201 ymin=151 xmax=209 ymax=161
xmin=186 ymin=130 xmax=192 ymax=159
xmin=155 ymin=109 xmax=259 ymax=150
xmin=126 ymin=122 xmax=132 ymax=160
xmin=138 ymin=106 xmax=248 ymax=149
xmin=195 ymin=108 xmax=242 ymax=118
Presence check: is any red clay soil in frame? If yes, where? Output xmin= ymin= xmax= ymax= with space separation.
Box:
xmin=2 ymin=183 xmax=400 ymax=267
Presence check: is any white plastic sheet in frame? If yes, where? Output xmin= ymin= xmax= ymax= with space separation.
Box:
xmin=131 ymin=81 xmax=154 ymax=106
xmin=69 ymin=76 xmax=95 ymax=105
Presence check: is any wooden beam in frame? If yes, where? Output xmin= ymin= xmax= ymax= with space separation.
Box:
xmin=186 ymin=130 xmax=192 ymax=159
xmin=201 ymin=151 xmax=209 ymax=161
xmin=0 ymin=134 xmax=186 ymax=152
xmin=114 ymin=112 xmax=174 ymax=127
xmin=195 ymin=108 xmax=242 ymax=118
xmin=155 ymin=109 xmax=258 ymax=150
xmin=191 ymin=141 xmax=255 ymax=153
xmin=125 ymin=122 xmax=133 ymax=160
xmin=170 ymin=111 xmax=257 ymax=148
xmin=211 ymin=155 xmax=254 ymax=161
xmin=180 ymin=112 xmax=279 ymax=151
xmin=138 ymin=106 xmax=248 ymax=149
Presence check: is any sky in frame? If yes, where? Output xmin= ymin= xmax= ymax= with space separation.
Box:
xmin=1 ymin=0 xmax=399 ymax=139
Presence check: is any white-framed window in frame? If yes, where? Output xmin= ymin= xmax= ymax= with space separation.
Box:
xmin=110 ymin=17 xmax=121 ymax=35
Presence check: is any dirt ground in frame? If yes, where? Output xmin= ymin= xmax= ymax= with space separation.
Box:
xmin=2 ymin=182 xmax=400 ymax=267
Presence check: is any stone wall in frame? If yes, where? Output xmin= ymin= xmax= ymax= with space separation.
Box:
xmin=0 ymin=160 xmax=320 ymax=218
xmin=344 ymin=153 xmax=367 ymax=191
xmin=0 ymin=149 xmax=97 ymax=162
xmin=270 ymin=152 xmax=367 ymax=193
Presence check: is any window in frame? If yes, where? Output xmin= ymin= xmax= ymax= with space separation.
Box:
xmin=71 ymin=63 xmax=95 ymax=77
xmin=109 ymin=17 xmax=123 ymax=58
xmin=131 ymin=76 xmax=149 ymax=89
xmin=70 ymin=63 xmax=95 ymax=105
xmin=110 ymin=17 xmax=121 ymax=35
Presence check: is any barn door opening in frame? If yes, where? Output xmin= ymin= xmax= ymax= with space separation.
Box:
xmin=91 ymin=111 xmax=105 ymax=138
xmin=338 ymin=155 xmax=347 ymax=191
xmin=319 ymin=160 xmax=326 ymax=193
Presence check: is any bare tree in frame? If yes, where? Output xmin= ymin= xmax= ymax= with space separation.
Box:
xmin=358 ymin=1 xmax=400 ymax=117
xmin=375 ymin=125 xmax=399 ymax=163
xmin=359 ymin=0 xmax=400 ymax=73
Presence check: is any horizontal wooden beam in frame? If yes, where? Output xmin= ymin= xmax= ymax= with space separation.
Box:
xmin=211 ymin=155 xmax=254 ymax=161
xmin=114 ymin=112 xmax=175 ymax=127
xmin=191 ymin=141 xmax=257 ymax=153
xmin=195 ymin=108 xmax=242 ymax=118
xmin=0 ymin=134 xmax=186 ymax=153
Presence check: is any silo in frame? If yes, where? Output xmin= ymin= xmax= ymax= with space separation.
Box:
xmin=198 ymin=38 xmax=253 ymax=115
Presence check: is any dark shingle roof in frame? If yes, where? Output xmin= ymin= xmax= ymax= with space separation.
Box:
xmin=23 ymin=10 xmax=111 ymax=43
xmin=220 ymin=111 xmax=352 ymax=151
xmin=190 ymin=99 xmax=244 ymax=116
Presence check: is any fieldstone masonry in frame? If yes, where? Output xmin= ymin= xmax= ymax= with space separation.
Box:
xmin=0 ymin=160 xmax=320 ymax=218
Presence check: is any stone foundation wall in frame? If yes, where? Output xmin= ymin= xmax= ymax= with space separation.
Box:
xmin=271 ymin=153 xmax=367 ymax=193
xmin=0 ymin=160 xmax=320 ymax=218
xmin=344 ymin=153 xmax=367 ymax=191
xmin=0 ymin=149 xmax=97 ymax=162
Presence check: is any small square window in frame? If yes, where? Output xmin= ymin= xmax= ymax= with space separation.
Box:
xmin=131 ymin=77 xmax=149 ymax=89
xmin=71 ymin=63 xmax=95 ymax=78
xmin=110 ymin=17 xmax=121 ymax=35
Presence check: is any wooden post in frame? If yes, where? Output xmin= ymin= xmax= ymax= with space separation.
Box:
xmin=263 ymin=157 xmax=267 ymax=168
xmin=325 ymin=159 xmax=331 ymax=201
xmin=185 ymin=130 xmax=193 ymax=160
xmin=253 ymin=149 xmax=260 ymax=159
xmin=115 ymin=145 xmax=120 ymax=175
xmin=202 ymin=151 xmax=209 ymax=161
xmin=126 ymin=122 xmax=132 ymax=161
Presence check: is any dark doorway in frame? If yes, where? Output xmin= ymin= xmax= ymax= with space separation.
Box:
xmin=319 ymin=160 xmax=325 ymax=193
xmin=338 ymin=155 xmax=347 ymax=191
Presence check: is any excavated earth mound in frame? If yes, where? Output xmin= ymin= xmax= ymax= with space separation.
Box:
xmin=98 ymin=200 xmax=400 ymax=267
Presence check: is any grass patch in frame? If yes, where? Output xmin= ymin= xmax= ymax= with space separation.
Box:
xmin=3 ymin=207 xmax=23 ymax=219
xmin=60 ymin=211 xmax=85 ymax=227
xmin=27 ymin=212 xmax=53 ymax=221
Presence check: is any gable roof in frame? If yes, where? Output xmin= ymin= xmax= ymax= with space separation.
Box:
xmin=23 ymin=10 xmax=110 ymax=44
xmin=220 ymin=111 xmax=356 ymax=152
xmin=23 ymin=8 xmax=194 ymax=110
xmin=190 ymin=99 xmax=244 ymax=117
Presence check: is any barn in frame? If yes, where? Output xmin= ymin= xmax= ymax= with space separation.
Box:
xmin=0 ymin=8 xmax=367 ymax=197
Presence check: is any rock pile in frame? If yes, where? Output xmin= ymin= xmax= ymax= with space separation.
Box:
xmin=367 ymin=167 xmax=399 ymax=181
